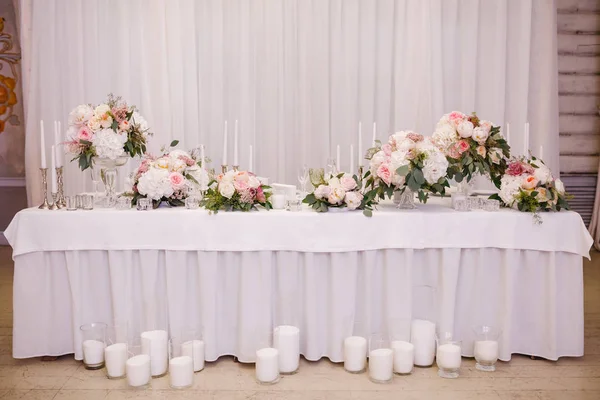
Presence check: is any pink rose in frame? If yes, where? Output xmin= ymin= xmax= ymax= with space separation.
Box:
xmin=77 ymin=126 xmax=93 ymax=142
xmin=521 ymin=175 xmax=538 ymax=190
xmin=507 ymin=162 xmax=525 ymax=176
xmin=234 ymin=180 xmax=249 ymax=192
xmin=169 ymin=172 xmax=186 ymax=190
xmin=382 ymin=144 xmax=393 ymax=156
xmin=179 ymin=156 xmax=196 ymax=166
xmin=407 ymin=132 xmax=424 ymax=142
xmin=256 ymin=186 xmax=266 ymax=203
xmin=376 ymin=163 xmax=392 ymax=186
xmin=234 ymin=171 xmax=250 ymax=183
xmin=457 ymin=140 xmax=470 ymax=154
xmin=448 ymin=146 xmax=461 ymax=159
xmin=340 ymin=175 xmax=357 ymax=191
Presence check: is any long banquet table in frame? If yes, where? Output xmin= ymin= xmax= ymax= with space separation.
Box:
xmin=5 ymin=198 xmax=593 ymax=363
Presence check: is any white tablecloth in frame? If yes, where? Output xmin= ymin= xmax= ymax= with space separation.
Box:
xmin=5 ymin=199 xmax=593 ymax=362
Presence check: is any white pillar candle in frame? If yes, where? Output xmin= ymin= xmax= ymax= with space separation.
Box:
xmin=256 ymin=347 xmax=279 ymax=383
xmin=343 ymin=336 xmax=367 ymax=373
xmin=105 ymin=343 xmax=127 ymax=378
xmin=234 ymin=119 xmax=239 ymax=166
xmin=126 ymin=354 xmax=151 ymax=387
xmin=82 ymin=339 xmax=105 ymax=366
xmin=169 ymin=356 xmax=193 ymax=388
xmin=372 ymin=122 xmax=377 ymax=146
xmin=273 ymin=325 xmax=300 ymax=374
xmin=436 ymin=343 xmax=461 ymax=370
xmin=474 ymin=340 xmax=498 ymax=363
xmin=141 ymin=330 xmax=168 ymax=377
xmin=271 ymin=194 xmax=285 ymax=210
xmin=350 ymin=145 xmax=355 ymax=174
xmin=410 ymin=319 xmax=436 ymax=367
xmin=222 ymin=121 xmax=228 ymax=166
xmin=368 ymin=348 xmax=393 ymax=382
xmin=505 ymin=122 xmax=510 ymax=147
xmin=182 ymin=340 xmax=205 ymax=372
xmin=539 ymin=145 xmax=544 ymax=161
xmin=50 ymin=146 xmax=57 ymax=193
xmin=358 ymin=122 xmax=363 ymax=167
xmin=40 ymin=120 xmax=46 ymax=168
xmin=336 ymin=145 xmax=341 ymax=172
xmin=249 ymin=145 xmax=253 ymax=172
xmin=391 ymin=340 xmax=414 ymax=374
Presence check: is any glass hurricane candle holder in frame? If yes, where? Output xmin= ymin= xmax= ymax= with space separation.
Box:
xmin=454 ymin=199 xmax=469 ymax=212
xmin=116 ymin=197 xmax=132 ymax=210
xmin=76 ymin=194 xmax=84 ymax=209
xmin=483 ymin=199 xmax=500 ymax=212
xmin=436 ymin=333 xmax=462 ymax=379
xmin=65 ymin=196 xmax=78 ymax=211
xmin=137 ymin=198 xmax=151 ymax=211
xmin=105 ymin=325 xmax=128 ymax=379
xmin=286 ymin=199 xmax=302 ymax=212
xmin=473 ymin=325 xmax=501 ymax=372
xmin=126 ymin=337 xmax=151 ymax=389
xmin=467 ymin=196 xmax=481 ymax=210
xmin=80 ymin=322 xmax=107 ymax=370
xmin=185 ymin=197 xmax=199 ymax=210
xmin=368 ymin=334 xmax=393 ymax=384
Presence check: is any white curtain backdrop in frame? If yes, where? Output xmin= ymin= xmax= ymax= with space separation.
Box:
xmin=17 ymin=0 xmax=559 ymax=206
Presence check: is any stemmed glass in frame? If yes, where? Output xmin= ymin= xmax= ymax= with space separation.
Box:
xmin=326 ymin=158 xmax=337 ymax=175
xmin=297 ymin=165 xmax=309 ymax=196
xmin=90 ymin=164 xmax=101 ymax=202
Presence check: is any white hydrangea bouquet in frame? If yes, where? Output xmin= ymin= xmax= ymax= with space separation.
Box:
xmin=66 ymin=94 xmax=151 ymax=170
xmin=431 ymin=111 xmax=510 ymax=187
xmin=492 ymin=156 xmax=569 ymax=221
xmin=364 ymin=131 xmax=450 ymax=203
xmin=303 ymin=169 xmax=375 ymax=216
xmin=129 ymin=141 xmax=209 ymax=207
xmin=201 ymin=170 xmax=272 ymax=213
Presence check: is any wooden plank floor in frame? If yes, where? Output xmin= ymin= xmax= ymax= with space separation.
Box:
xmin=0 ymin=246 xmax=599 ymax=399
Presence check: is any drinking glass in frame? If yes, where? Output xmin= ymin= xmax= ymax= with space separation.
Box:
xmin=90 ymin=165 xmax=101 ymax=198
xmin=454 ymin=199 xmax=469 ymax=212
xmin=297 ymin=164 xmax=309 ymax=195
xmin=65 ymin=196 xmax=78 ymax=211
xmin=326 ymin=158 xmax=337 ymax=175
xmin=116 ymin=197 xmax=132 ymax=210
xmin=76 ymin=194 xmax=84 ymax=209
xmin=467 ymin=196 xmax=482 ymax=210
xmin=286 ymin=199 xmax=302 ymax=212
xmin=83 ymin=194 xmax=94 ymax=210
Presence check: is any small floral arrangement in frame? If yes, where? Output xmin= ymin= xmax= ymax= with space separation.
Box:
xmin=365 ymin=131 xmax=450 ymax=202
xmin=201 ymin=170 xmax=272 ymax=213
xmin=492 ymin=157 xmax=569 ymax=219
xmin=432 ymin=111 xmax=509 ymax=187
xmin=129 ymin=141 xmax=209 ymax=207
xmin=303 ymin=169 xmax=375 ymax=216
xmin=66 ymin=94 xmax=151 ymax=170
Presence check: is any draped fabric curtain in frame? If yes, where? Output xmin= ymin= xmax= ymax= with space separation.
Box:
xmin=17 ymin=0 xmax=559 ymax=206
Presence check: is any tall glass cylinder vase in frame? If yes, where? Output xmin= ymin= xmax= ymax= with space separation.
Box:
xmin=93 ymin=156 xmax=129 ymax=208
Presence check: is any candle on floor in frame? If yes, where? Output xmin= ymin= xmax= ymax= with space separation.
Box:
xmin=391 ymin=340 xmax=414 ymax=375
xmin=344 ymin=336 xmax=367 ymax=373
xmin=274 ymin=325 xmax=300 ymax=374
xmin=358 ymin=122 xmax=363 ymax=167
xmin=169 ymin=356 xmax=194 ymax=389
xmin=82 ymin=339 xmax=105 ymax=368
xmin=256 ymin=347 xmax=279 ymax=384
xmin=368 ymin=348 xmax=393 ymax=383
xmin=105 ymin=343 xmax=127 ymax=379
xmin=410 ymin=319 xmax=436 ymax=367
xmin=126 ymin=354 xmax=151 ymax=388
xmin=141 ymin=330 xmax=168 ymax=377
xmin=182 ymin=339 xmax=205 ymax=372
xmin=40 ymin=120 xmax=46 ymax=168
xmin=474 ymin=340 xmax=499 ymax=371
xmin=436 ymin=342 xmax=461 ymax=378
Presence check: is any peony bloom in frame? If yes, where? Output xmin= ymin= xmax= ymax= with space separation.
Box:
xmin=234 ymin=179 xmax=249 ymax=192
xmin=376 ymin=163 xmax=393 ymax=186
xmin=476 ymin=145 xmax=487 ymax=158
xmin=432 ymin=123 xmax=458 ymax=153
xmin=169 ymin=172 xmax=186 ymax=190
xmin=479 ymin=120 xmax=492 ymax=134
xmin=448 ymin=111 xmax=467 ymax=127
xmin=406 ymin=132 xmax=424 ymax=142
xmin=327 ymin=187 xmax=346 ymax=205
xmin=87 ymin=117 xmax=102 ymax=132
xmin=170 ymin=159 xmax=187 ymax=173
xmin=340 ymin=175 xmax=357 ymax=191
xmin=457 ymin=120 xmax=474 ymax=138
xmin=382 ymin=143 xmax=393 ymax=156
xmin=344 ymin=191 xmax=363 ymax=210
xmin=533 ymin=162 xmax=553 ymax=185
xmin=521 ymin=175 xmax=538 ymax=190
xmin=99 ymin=113 xmax=113 ymax=129
xmin=94 ymin=104 xmax=111 ymax=116
xmin=68 ymin=104 xmax=94 ymax=127
xmin=248 ymin=175 xmax=261 ymax=189
xmin=472 ymin=127 xmax=489 ymax=144
xmin=156 ymin=158 xmax=170 ymax=169
xmin=314 ymin=184 xmax=331 ymax=200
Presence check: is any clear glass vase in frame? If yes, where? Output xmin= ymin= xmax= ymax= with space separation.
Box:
xmin=93 ymin=156 xmax=129 ymax=207
xmin=396 ymin=189 xmax=416 ymax=209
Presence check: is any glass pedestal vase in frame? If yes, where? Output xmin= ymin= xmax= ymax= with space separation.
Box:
xmin=93 ymin=156 xmax=129 ymax=208
xmin=396 ymin=189 xmax=416 ymax=209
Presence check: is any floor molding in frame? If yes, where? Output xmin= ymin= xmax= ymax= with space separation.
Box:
xmin=0 ymin=177 xmax=26 ymax=187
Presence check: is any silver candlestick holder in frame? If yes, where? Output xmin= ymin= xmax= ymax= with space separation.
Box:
xmin=38 ymin=168 xmax=51 ymax=209
xmin=221 ymin=165 xmax=228 ymax=174
xmin=232 ymin=165 xmax=239 ymax=172
xmin=50 ymin=193 xmax=59 ymax=210
xmin=56 ymin=167 xmax=66 ymax=209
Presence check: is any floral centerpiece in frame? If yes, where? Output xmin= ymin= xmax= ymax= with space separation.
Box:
xmin=492 ymin=157 xmax=569 ymax=220
xmin=201 ymin=170 xmax=272 ymax=213
xmin=365 ymin=131 xmax=450 ymax=204
xmin=302 ymin=169 xmax=375 ymax=216
xmin=432 ymin=111 xmax=510 ymax=188
xmin=128 ymin=141 xmax=209 ymax=208
xmin=65 ymin=94 xmax=151 ymax=170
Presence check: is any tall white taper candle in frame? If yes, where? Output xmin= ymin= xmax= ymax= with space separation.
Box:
xmin=54 ymin=121 xmax=62 ymax=168
xmin=539 ymin=145 xmax=544 ymax=161
xmin=234 ymin=119 xmax=239 ymax=166
xmin=358 ymin=122 xmax=363 ymax=167
xmin=249 ymin=145 xmax=253 ymax=172
xmin=372 ymin=122 xmax=377 ymax=146
xmin=505 ymin=122 xmax=510 ymax=147
xmin=350 ymin=144 xmax=355 ymax=174
xmin=524 ymin=122 xmax=529 ymax=156
xmin=200 ymin=144 xmax=205 ymax=169
xmin=50 ymin=146 xmax=57 ymax=193
xmin=40 ymin=120 xmax=46 ymax=168
xmin=222 ymin=121 xmax=228 ymax=166
xmin=336 ymin=145 xmax=341 ymax=171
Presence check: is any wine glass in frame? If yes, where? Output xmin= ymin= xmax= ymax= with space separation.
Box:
xmin=326 ymin=158 xmax=337 ymax=176
xmin=90 ymin=165 xmax=101 ymax=201
xmin=297 ymin=164 xmax=309 ymax=196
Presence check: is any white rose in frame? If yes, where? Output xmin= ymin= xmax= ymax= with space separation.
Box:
xmin=472 ymin=127 xmax=489 ymax=144
xmin=94 ymin=104 xmax=111 ymax=116
xmin=314 ymin=184 xmax=331 ymax=200
xmin=533 ymin=162 xmax=553 ymax=185
xmin=68 ymin=104 xmax=94 ymax=127
xmin=99 ymin=115 xmax=113 ymax=129
xmin=554 ymin=179 xmax=565 ymax=195
xmin=396 ymin=138 xmax=416 ymax=153
xmin=327 ymin=187 xmax=346 ymax=204
xmin=170 ymin=159 xmax=187 ymax=173
xmin=218 ymin=182 xmax=235 ymax=198
xmin=457 ymin=120 xmax=474 ymax=138
xmin=344 ymin=191 xmax=363 ymax=210
xmin=87 ymin=117 xmax=102 ymax=132
xmin=489 ymin=148 xmax=503 ymax=164
xmin=248 ymin=176 xmax=261 ymax=189
xmin=340 ymin=174 xmax=357 ymax=191
xmin=222 ymin=170 xmax=236 ymax=183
